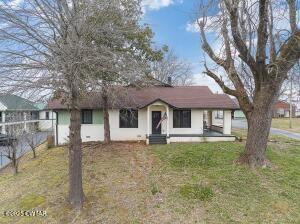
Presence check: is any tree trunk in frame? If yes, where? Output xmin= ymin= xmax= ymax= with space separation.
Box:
xmin=68 ymin=105 xmax=84 ymax=209
xmin=238 ymin=86 xmax=278 ymax=167
xmin=12 ymin=150 xmax=18 ymax=175
xmin=32 ymin=149 xmax=36 ymax=159
xmin=103 ymin=90 xmax=111 ymax=144
xmin=103 ymin=96 xmax=111 ymax=144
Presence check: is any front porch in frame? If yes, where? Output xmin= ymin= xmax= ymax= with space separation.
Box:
xmin=145 ymin=100 xmax=235 ymax=144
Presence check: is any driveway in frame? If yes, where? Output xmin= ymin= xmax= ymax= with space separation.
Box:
xmin=0 ymin=131 xmax=50 ymax=169
xmin=232 ymin=119 xmax=300 ymax=140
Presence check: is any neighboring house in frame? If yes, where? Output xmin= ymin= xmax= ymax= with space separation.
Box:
xmin=48 ymin=86 xmax=238 ymax=145
xmin=231 ymin=98 xmax=246 ymax=119
xmin=272 ymin=101 xmax=296 ymax=118
xmin=0 ymin=95 xmax=40 ymax=134
xmin=35 ymin=103 xmax=57 ymax=131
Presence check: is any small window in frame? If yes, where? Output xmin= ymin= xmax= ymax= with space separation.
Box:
xmin=45 ymin=112 xmax=50 ymax=120
xmin=173 ymin=109 xmax=191 ymax=128
xmin=119 ymin=109 xmax=138 ymax=128
xmin=82 ymin=110 xmax=93 ymax=124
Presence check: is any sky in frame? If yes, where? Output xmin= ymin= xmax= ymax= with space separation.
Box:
xmin=142 ymin=0 xmax=222 ymax=92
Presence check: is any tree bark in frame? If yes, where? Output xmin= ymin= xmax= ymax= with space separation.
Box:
xmin=68 ymin=102 xmax=84 ymax=209
xmin=103 ymin=90 xmax=111 ymax=144
xmin=237 ymin=84 xmax=279 ymax=167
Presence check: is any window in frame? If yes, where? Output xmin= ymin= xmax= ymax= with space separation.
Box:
xmin=82 ymin=110 xmax=93 ymax=124
xmin=45 ymin=112 xmax=50 ymax=120
xmin=31 ymin=111 xmax=39 ymax=120
xmin=119 ymin=109 xmax=138 ymax=128
xmin=173 ymin=109 xmax=191 ymax=128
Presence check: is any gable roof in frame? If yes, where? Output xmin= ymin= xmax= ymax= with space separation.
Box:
xmin=48 ymin=86 xmax=239 ymax=110
xmin=0 ymin=95 xmax=39 ymax=111
xmin=273 ymin=100 xmax=296 ymax=110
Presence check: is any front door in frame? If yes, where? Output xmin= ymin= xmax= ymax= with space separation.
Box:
xmin=152 ymin=111 xmax=161 ymax=134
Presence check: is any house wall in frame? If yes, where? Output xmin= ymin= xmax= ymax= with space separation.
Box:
xmin=39 ymin=110 xmax=56 ymax=131
xmin=55 ymin=107 xmax=232 ymax=145
xmin=56 ymin=109 xmax=104 ymax=145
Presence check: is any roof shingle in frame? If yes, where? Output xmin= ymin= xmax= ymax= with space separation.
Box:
xmin=48 ymin=86 xmax=239 ymax=110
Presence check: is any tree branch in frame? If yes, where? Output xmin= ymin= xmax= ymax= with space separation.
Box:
xmin=224 ymin=0 xmax=258 ymax=76
xmin=287 ymin=0 xmax=297 ymax=33
xmin=203 ymin=64 xmax=238 ymax=97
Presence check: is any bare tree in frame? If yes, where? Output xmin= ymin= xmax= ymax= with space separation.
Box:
xmin=0 ymin=0 xmax=161 ymax=208
xmin=3 ymin=125 xmax=25 ymax=174
xmin=198 ymin=0 xmax=300 ymax=167
xmin=152 ymin=50 xmax=194 ymax=86
xmin=24 ymin=129 xmax=43 ymax=159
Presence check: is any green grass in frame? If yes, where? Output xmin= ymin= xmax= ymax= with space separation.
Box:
xmin=151 ymin=141 xmax=300 ymax=223
xmin=19 ymin=194 xmax=46 ymax=210
xmin=179 ymin=184 xmax=214 ymax=201
xmin=0 ymin=141 xmax=299 ymax=223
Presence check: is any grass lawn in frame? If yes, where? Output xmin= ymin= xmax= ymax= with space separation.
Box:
xmin=0 ymin=139 xmax=299 ymax=223
xmin=271 ymin=118 xmax=300 ymax=133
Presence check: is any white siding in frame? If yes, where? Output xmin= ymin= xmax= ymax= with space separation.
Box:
xmin=0 ymin=102 xmax=7 ymax=111
xmin=57 ymin=124 xmax=104 ymax=145
xmin=39 ymin=110 xmax=56 ymax=131
xmin=55 ymin=107 xmax=233 ymax=145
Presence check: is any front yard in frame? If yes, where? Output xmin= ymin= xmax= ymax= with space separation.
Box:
xmin=0 ymin=139 xmax=299 ymax=223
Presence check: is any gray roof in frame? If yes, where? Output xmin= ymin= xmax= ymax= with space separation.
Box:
xmin=0 ymin=95 xmax=39 ymax=111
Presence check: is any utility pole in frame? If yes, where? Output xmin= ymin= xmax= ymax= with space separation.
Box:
xmin=289 ymin=76 xmax=293 ymax=129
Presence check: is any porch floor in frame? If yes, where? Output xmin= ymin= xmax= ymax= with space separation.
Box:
xmin=147 ymin=130 xmax=235 ymax=138
xmin=203 ymin=129 xmax=233 ymax=137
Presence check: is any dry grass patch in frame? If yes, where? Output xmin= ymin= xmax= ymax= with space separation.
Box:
xmin=0 ymin=140 xmax=299 ymax=223
xmin=272 ymin=118 xmax=300 ymax=133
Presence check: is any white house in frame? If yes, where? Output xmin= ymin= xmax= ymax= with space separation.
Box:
xmin=38 ymin=109 xmax=56 ymax=131
xmin=48 ymin=86 xmax=238 ymax=145
xmin=0 ymin=95 xmax=40 ymax=134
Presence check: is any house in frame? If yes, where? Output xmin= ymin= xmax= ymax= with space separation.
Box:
xmin=0 ymin=95 xmax=40 ymax=134
xmin=35 ymin=103 xmax=57 ymax=131
xmin=48 ymin=86 xmax=238 ymax=145
xmin=231 ymin=99 xmax=246 ymax=119
xmin=272 ymin=101 xmax=296 ymax=118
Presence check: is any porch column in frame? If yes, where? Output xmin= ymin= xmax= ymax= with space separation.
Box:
xmin=147 ymin=106 xmax=150 ymax=144
xmin=166 ymin=106 xmax=170 ymax=144
xmin=207 ymin=110 xmax=213 ymax=128
xmin=1 ymin=112 xmax=6 ymax=134
xmin=166 ymin=106 xmax=169 ymax=137
xmin=223 ymin=110 xmax=232 ymax=135
xmin=24 ymin=112 xmax=27 ymax=132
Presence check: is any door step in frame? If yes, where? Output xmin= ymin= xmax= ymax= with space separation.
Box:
xmin=149 ymin=135 xmax=167 ymax=145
